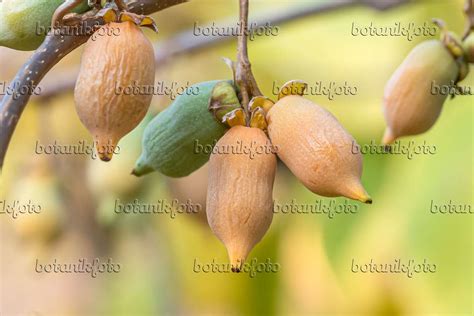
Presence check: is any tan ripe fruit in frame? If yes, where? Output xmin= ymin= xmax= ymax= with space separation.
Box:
xmin=74 ymin=21 xmax=155 ymax=161
xmin=206 ymin=126 xmax=277 ymax=271
xmin=267 ymin=95 xmax=371 ymax=203
xmin=382 ymin=40 xmax=459 ymax=144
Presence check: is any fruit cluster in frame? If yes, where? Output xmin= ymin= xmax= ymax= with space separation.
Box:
xmin=2 ymin=0 xmax=473 ymax=271
xmin=133 ymin=78 xmax=371 ymax=270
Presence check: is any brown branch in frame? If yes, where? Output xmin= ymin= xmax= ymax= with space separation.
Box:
xmin=51 ymin=0 xmax=86 ymax=28
xmin=0 ymin=0 xmax=187 ymax=171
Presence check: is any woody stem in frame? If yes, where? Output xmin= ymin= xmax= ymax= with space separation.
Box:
xmin=115 ymin=0 xmax=128 ymax=11
xmin=235 ymin=0 xmax=262 ymax=126
xmin=51 ymin=0 xmax=84 ymax=28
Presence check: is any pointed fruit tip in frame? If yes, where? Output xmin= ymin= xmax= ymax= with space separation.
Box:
xmin=99 ymin=152 xmax=113 ymax=162
xmin=382 ymin=128 xmax=397 ymax=145
xmin=354 ymin=192 xmax=372 ymax=204
xmin=345 ymin=180 xmax=372 ymax=205
xmin=228 ymin=247 xmax=248 ymax=273
xmin=230 ymin=258 xmax=244 ymax=273
xmin=131 ymin=165 xmax=153 ymax=177
xmin=95 ymin=137 xmax=118 ymax=162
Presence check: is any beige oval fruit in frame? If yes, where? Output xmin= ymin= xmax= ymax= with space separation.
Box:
xmin=74 ymin=21 xmax=155 ymax=161
xmin=206 ymin=126 xmax=277 ymax=271
xmin=382 ymin=40 xmax=459 ymax=144
xmin=267 ymin=95 xmax=371 ymax=203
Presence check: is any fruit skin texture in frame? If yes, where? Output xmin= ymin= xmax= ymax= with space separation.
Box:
xmin=133 ymin=80 xmax=228 ymax=177
xmin=382 ymin=40 xmax=459 ymax=144
xmin=0 ymin=0 xmax=89 ymax=51
xmin=267 ymin=95 xmax=371 ymax=203
xmin=464 ymin=33 xmax=474 ymax=63
xmin=206 ymin=126 xmax=276 ymax=271
xmin=74 ymin=22 xmax=155 ymax=161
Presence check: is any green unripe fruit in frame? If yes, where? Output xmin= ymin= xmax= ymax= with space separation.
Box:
xmin=0 ymin=0 xmax=90 ymax=51
xmin=133 ymin=80 xmax=234 ymax=178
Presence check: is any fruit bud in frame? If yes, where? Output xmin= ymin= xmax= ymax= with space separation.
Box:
xmin=206 ymin=126 xmax=277 ymax=271
xmin=74 ymin=21 xmax=155 ymax=161
xmin=267 ymin=95 xmax=371 ymax=203
xmin=382 ymin=40 xmax=459 ymax=144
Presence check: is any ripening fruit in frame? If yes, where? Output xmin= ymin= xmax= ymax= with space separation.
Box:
xmin=267 ymin=95 xmax=371 ymax=203
xmin=382 ymin=40 xmax=459 ymax=144
xmin=74 ymin=21 xmax=155 ymax=161
xmin=206 ymin=126 xmax=277 ymax=271
xmin=464 ymin=33 xmax=474 ymax=63
xmin=0 ymin=0 xmax=89 ymax=51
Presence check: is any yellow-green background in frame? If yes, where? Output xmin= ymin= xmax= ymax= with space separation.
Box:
xmin=0 ymin=0 xmax=472 ymax=315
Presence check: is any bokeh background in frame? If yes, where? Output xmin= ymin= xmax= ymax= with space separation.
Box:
xmin=0 ymin=0 xmax=472 ymax=315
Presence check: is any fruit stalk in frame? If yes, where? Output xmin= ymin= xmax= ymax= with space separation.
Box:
xmin=235 ymin=0 xmax=262 ymax=125
xmin=51 ymin=0 xmax=88 ymax=28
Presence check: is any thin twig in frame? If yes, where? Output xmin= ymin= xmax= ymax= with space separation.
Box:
xmin=235 ymin=0 xmax=252 ymax=125
xmin=0 ymin=0 xmax=187 ymax=171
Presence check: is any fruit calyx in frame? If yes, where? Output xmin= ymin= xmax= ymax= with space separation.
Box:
xmin=277 ymin=80 xmax=308 ymax=101
xmin=97 ymin=6 xmax=158 ymax=32
xmin=433 ymin=19 xmax=469 ymax=84
xmin=212 ymin=79 xmax=311 ymax=131
xmin=117 ymin=12 xmax=158 ymax=32
xmin=53 ymin=1 xmax=158 ymax=33
xmin=208 ymin=79 xmax=274 ymax=131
